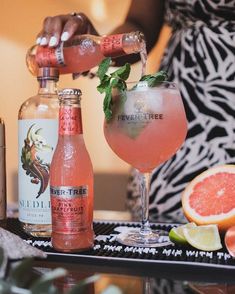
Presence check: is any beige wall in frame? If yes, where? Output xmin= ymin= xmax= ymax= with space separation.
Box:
xmin=0 ymin=0 xmax=170 ymax=206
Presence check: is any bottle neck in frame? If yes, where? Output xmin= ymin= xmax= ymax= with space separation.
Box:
xmin=59 ymin=102 xmax=83 ymax=136
xmin=38 ymin=78 xmax=58 ymax=95
xmin=100 ymin=31 xmax=145 ymax=57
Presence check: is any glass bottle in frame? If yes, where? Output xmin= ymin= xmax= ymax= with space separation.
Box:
xmin=50 ymin=88 xmax=94 ymax=252
xmin=26 ymin=31 xmax=145 ymax=76
xmin=0 ymin=118 xmax=6 ymax=226
xmin=18 ymin=67 xmax=59 ymax=237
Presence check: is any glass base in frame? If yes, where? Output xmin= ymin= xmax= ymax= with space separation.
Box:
xmin=116 ymin=228 xmax=172 ymax=248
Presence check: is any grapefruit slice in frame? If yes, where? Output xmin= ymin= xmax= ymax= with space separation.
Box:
xmin=225 ymin=226 xmax=235 ymax=257
xmin=182 ymin=165 xmax=235 ymax=232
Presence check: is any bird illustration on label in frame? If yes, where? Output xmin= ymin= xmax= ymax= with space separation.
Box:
xmin=21 ymin=124 xmax=53 ymax=198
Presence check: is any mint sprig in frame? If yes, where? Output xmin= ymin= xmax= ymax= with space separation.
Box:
xmin=139 ymin=70 xmax=168 ymax=87
xmin=97 ymin=57 xmax=130 ymax=121
xmin=97 ymin=58 xmax=168 ymax=121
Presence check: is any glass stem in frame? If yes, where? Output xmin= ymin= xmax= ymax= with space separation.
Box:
xmin=139 ymin=172 xmax=151 ymax=235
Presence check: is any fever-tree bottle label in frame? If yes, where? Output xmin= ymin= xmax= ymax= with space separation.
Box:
xmin=18 ymin=119 xmax=58 ymax=224
xmin=50 ymin=185 xmax=89 ymax=234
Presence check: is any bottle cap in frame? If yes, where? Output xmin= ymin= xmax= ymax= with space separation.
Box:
xmin=59 ymin=88 xmax=82 ymax=98
xmin=37 ymin=67 xmax=59 ymax=80
xmin=0 ymin=118 xmax=5 ymax=147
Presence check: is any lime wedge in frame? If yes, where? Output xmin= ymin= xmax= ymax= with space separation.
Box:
xmin=183 ymin=224 xmax=222 ymax=251
xmin=169 ymin=222 xmax=196 ymax=245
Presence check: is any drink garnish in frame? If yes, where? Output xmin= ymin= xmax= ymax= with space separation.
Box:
xmin=169 ymin=223 xmax=223 ymax=251
xmin=169 ymin=222 xmax=196 ymax=245
xmin=97 ymin=57 xmax=168 ymax=121
xmin=97 ymin=57 xmax=130 ymax=121
xmin=139 ymin=70 xmax=168 ymax=87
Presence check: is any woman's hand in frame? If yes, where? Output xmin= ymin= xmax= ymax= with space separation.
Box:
xmin=36 ymin=12 xmax=98 ymax=47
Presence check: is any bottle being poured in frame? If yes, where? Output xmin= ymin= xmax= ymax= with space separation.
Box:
xmin=26 ymin=31 xmax=146 ymax=76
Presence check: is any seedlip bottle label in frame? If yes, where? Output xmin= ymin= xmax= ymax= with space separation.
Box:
xmin=18 ymin=119 xmax=58 ymax=224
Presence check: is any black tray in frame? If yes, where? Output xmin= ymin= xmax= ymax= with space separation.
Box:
xmin=6 ymin=218 xmax=235 ymax=272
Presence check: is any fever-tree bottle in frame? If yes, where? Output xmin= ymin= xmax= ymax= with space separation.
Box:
xmin=26 ymin=31 xmax=145 ymax=75
xmin=18 ymin=67 xmax=59 ymax=237
xmin=50 ymin=88 xmax=94 ymax=252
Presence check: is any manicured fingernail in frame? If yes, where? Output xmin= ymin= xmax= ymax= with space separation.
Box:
xmin=36 ymin=37 xmax=41 ymax=45
xmin=49 ymin=36 xmax=58 ymax=47
xmin=61 ymin=32 xmax=69 ymax=41
xmin=40 ymin=37 xmax=48 ymax=46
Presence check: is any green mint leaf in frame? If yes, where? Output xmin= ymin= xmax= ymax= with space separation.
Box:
xmin=146 ymin=77 xmax=160 ymax=87
xmin=103 ymin=86 xmax=113 ymax=121
xmin=116 ymin=79 xmax=127 ymax=92
xmin=97 ymin=61 xmax=130 ymax=121
xmin=97 ymin=58 xmax=168 ymax=122
xmin=97 ymin=57 xmax=112 ymax=80
xmin=140 ymin=70 xmax=168 ymax=87
xmin=139 ymin=74 xmax=151 ymax=81
xmin=97 ymin=75 xmax=110 ymax=94
xmin=110 ymin=77 xmax=121 ymax=88
xmin=152 ymin=70 xmax=168 ymax=82
xmin=103 ymin=78 xmax=127 ymax=121
xmin=110 ymin=63 xmax=131 ymax=81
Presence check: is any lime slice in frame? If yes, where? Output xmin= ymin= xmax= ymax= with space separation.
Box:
xmin=169 ymin=222 xmax=196 ymax=245
xmin=183 ymin=224 xmax=222 ymax=251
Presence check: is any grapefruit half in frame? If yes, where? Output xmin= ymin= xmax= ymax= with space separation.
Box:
xmin=182 ymin=165 xmax=235 ymax=232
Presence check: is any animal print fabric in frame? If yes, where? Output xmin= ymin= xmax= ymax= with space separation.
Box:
xmin=126 ymin=0 xmax=235 ymax=222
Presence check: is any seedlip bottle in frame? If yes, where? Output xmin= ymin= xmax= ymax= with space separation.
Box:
xmin=18 ymin=67 xmax=59 ymax=237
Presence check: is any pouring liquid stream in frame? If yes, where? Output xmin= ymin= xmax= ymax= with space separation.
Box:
xmin=140 ymin=41 xmax=147 ymax=78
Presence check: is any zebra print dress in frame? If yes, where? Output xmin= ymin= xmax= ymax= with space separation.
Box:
xmin=126 ymin=0 xmax=235 ymax=223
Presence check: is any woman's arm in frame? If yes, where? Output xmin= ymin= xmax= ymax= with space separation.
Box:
xmin=36 ymin=0 xmax=165 ymax=64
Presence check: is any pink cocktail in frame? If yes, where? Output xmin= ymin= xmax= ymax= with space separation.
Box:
xmin=104 ymin=81 xmax=187 ymax=247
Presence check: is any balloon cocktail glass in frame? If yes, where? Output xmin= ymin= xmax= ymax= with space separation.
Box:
xmin=104 ymin=81 xmax=187 ymax=247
